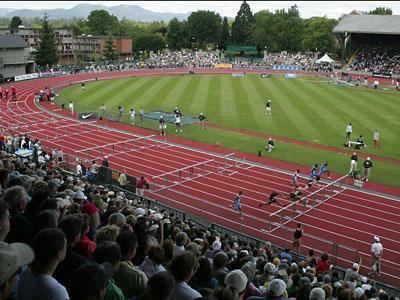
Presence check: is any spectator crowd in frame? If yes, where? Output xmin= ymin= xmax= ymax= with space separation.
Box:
xmin=0 ymin=127 xmax=397 ymax=300
xmin=349 ymin=45 xmax=400 ymax=75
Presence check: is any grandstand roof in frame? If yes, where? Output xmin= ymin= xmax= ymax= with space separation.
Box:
xmin=333 ymin=14 xmax=400 ymax=35
xmin=0 ymin=35 xmax=28 ymax=48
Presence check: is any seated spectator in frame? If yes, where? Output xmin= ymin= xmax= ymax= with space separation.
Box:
xmin=212 ymin=251 xmax=230 ymax=286
xmin=170 ymin=251 xmax=202 ymax=300
xmin=190 ymin=256 xmax=219 ymax=291
xmin=0 ymin=242 xmax=34 ymax=300
xmin=135 ymin=271 xmax=175 ymax=300
xmin=17 ymin=228 xmax=70 ymax=299
xmin=73 ymin=213 xmax=97 ymax=258
xmin=315 ymin=252 xmax=330 ymax=275
xmin=69 ymin=262 xmax=110 ymax=300
xmin=174 ymin=231 xmax=188 ymax=255
xmin=95 ymin=224 xmax=120 ymax=246
xmin=92 ymin=242 xmax=125 ymax=300
xmin=0 ymin=199 xmax=10 ymax=241
xmin=344 ymin=262 xmax=360 ymax=283
xmin=114 ymin=231 xmax=148 ymax=298
xmin=53 ymin=214 xmax=87 ymax=290
xmin=3 ymin=186 xmax=32 ymax=245
xmin=139 ymin=245 xmax=166 ymax=278
xmin=310 ymin=287 xmax=326 ymax=300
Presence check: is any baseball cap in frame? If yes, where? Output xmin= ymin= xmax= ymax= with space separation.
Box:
xmin=81 ymin=202 xmax=99 ymax=215
xmin=136 ymin=207 xmax=146 ymax=216
xmin=212 ymin=240 xmax=222 ymax=250
xmin=374 ymin=236 xmax=380 ymax=242
xmin=310 ymin=287 xmax=326 ymax=300
xmin=74 ymin=191 xmax=87 ymax=200
xmin=353 ymin=263 xmax=359 ymax=270
xmin=0 ymin=242 xmax=35 ymax=285
xmin=268 ymin=278 xmax=286 ymax=296
xmin=70 ymin=262 xmax=112 ymax=299
xmin=224 ymin=269 xmax=248 ymax=293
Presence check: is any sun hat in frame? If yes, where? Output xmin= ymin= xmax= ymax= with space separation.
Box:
xmin=0 ymin=242 xmax=35 ymax=285
xmin=268 ymin=278 xmax=287 ymax=296
xmin=224 ymin=269 xmax=248 ymax=293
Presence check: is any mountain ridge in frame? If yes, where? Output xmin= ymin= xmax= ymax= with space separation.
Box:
xmin=1 ymin=3 xmax=190 ymax=22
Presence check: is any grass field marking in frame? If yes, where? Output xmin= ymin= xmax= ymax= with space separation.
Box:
xmin=283 ymin=77 xmax=341 ymax=137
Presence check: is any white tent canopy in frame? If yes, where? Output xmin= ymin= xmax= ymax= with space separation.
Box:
xmin=316 ymin=53 xmax=335 ymax=64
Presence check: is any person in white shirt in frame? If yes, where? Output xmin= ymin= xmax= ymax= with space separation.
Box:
xmin=345 ymin=123 xmax=352 ymax=140
xmin=130 ymin=108 xmax=136 ymax=126
xmin=175 ymin=113 xmax=182 ymax=132
xmin=370 ymin=235 xmax=383 ymax=277
xmin=68 ymin=101 xmax=74 ymax=114
xmin=76 ymin=160 xmax=83 ymax=176
xmin=18 ymin=228 xmax=69 ymax=300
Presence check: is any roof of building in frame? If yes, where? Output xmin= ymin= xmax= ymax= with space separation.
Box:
xmin=0 ymin=35 xmax=28 ymax=49
xmin=333 ymin=14 xmax=400 ymax=35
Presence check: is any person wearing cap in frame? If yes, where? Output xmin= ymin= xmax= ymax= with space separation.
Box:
xmin=370 ymin=236 xmax=383 ymax=277
xmin=266 ymin=138 xmax=274 ymax=152
xmin=17 ymin=228 xmax=70 ymax=299
xmin=0 ymin=241 xmax=34 ymax=299
xmin=362 ymin=157 xmax=373 ymax=182
xmin=159 ymin=115 xmax=166 ymax=136
xmin=198 ymin=112 xmax=206 ymax=129
xmin=344 ymin=262 xmax=360 ymax=282
xmin=170 ymin=251 xmax=202 ymax=300
xmin=70 ymin=262 xmax=110 ymax=300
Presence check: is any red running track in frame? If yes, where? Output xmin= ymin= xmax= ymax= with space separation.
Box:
xmin=1 ymin=69 xmax=400 ymax=287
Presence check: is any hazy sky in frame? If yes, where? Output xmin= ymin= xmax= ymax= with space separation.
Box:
xmin=1 ymin=1 xmax=400 ymax=19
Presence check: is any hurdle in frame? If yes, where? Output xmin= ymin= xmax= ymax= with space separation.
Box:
xmin=266 ymin=174 xmax=350 ymax=233
xmin=152 ymin=158 xmax=216 ymax=192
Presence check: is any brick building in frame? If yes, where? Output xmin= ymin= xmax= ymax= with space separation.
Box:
xmin=0 ymin=28 xmax=133 ymax=64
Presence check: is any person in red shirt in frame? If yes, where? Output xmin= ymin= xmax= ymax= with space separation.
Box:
xmin=315 ymin=252 xmax=330 ymax=275
xmin=136 ymin=176 xmax=149 ymax=200
xmin=11 ymin=85 xmax=16 ymax=100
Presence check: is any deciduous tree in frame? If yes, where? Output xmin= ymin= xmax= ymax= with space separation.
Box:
xmin=9 ymin=16 xmax=22 ymax=33
xmin=187 ymin=10 xmax=222 ymax=48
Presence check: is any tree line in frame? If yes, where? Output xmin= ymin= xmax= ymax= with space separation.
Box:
xmin=4 ymin=2 xmax=393 ymax=67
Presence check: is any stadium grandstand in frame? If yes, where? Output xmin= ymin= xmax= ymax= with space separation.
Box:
xmin=334 ymin=14 xmax=400 ymax=76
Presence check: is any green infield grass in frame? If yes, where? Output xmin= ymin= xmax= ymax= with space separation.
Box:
xmin=58 ymin=74 xmax=400 ymax=187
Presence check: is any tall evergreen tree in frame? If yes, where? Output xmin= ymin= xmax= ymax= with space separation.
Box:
xmin=219 ymin=17 xmax=230 ymax=49
xmin=36 ymin=13 xmax=58 ymax=67
xmin=103 ymin=36 xmax=117 ymax=61
xmin=231 ymin=1 xmax=255 ymax=45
